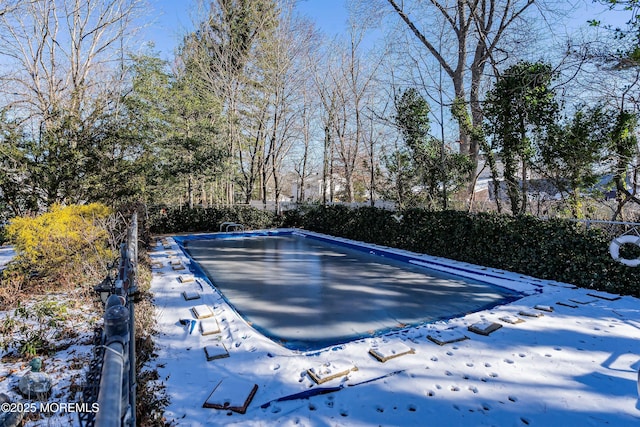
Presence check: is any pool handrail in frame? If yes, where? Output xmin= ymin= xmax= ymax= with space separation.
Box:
xmin=220 ymin=221 xmax=245 ymax=232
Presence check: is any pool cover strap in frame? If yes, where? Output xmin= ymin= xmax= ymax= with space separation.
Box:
xmin=260 ymin=369 xmax=405 ymax=409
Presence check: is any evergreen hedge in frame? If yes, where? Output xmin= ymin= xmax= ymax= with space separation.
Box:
xmin=150 ymin=204 xmax=639 ymax=297
xmin=150 ymin=205 xmax=279 ymax=234
xmin=285 ymin=206 xmax=639 ymax=297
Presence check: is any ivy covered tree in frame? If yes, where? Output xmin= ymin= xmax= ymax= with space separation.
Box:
xmin=609 ymin=109 xmax=640 ymax=219
xmin=484 ymin=61 xmax=560 ymax=215
xmin=383 ymin=146 xmax=420 ymax=210
xmin=387 ymin=88 xmax=470 ymax=210
xmin=539 ymin=107 xmax=613 ymax=218
xmin=382 ymin=0 xmax=538 ymax=202
xmin=585 ymin=2 xmax=640 ymax=220
xmin=451 ymin=97 xmax=502 ymax=212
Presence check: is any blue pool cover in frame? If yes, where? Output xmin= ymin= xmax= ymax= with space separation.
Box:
xmin=178 ymin=230 xmax=521 ymax=350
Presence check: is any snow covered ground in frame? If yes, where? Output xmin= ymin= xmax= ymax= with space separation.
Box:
xmin=0 ymin=246 xmax=15 ymax=271
xmin=0 ymin=246 xmax=102 ymax=427
xmin=150 ymin=235 xmax=640 ymax=427
xmin=0 ymin=290 xmax=99 ymax=427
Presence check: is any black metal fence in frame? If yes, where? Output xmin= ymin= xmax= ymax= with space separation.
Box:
xmin=79 ymin=213 xmax=138 ymax=427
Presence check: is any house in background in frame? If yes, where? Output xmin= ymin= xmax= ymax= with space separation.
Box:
xmin=288 ymin=173 xmax=345 ymax=203
xmin=474 ymin=155 xmax=640 ymax=204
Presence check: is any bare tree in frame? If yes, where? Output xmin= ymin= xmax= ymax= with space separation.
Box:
xmin=363 ymin=102 xmax=387 ymax=206
xmin=257 ymin=2 xmax=309 ymax=207
xmin=327 ymin=23 xmax=383 ymax=203
xmin=0 ymin=0 xmax=25 ymax=17
xmin=379 ymin=0 xmax=536 ymax=202
xmin=310 ymin=38 xmax=338 ymax=205
xmin=292 ymin=81 xmax=316 ymax=202
xmin=0 ymin=0 xmax=145 ymax=207
xmin=1 ymin=0 xmax=143 ymax=124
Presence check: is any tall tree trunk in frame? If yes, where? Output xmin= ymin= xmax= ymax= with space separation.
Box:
xmin=300 ymin=114 xmax=310 ymax=202
xmin=323 ymin=123 xmax=331 ymax=205
xmin=272 ymin=148 xmax=280 ymax=212
xmin=262 ymin=156 xmax=268 ymax=207
xmin=201 ymin=181 xmax=208 ymax=208
xmin=329 ymin=142 xmax=335 ymax=203
xmin=521 ymin=160 xmax=528 ymax=214
xmin=344 ymin=169 xmax=354 ymax=203
xmin=188 ymin=174 xmax=194 ymax=209
xmin=368 ymin=125 xmax=376 ymax=207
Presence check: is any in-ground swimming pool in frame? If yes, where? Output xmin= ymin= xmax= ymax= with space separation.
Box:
xmin=177 ymin=230 xmax=522 ymax=350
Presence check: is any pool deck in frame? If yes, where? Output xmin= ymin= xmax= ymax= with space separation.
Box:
xmin=150 ymin=234 xmax=640 ymax=426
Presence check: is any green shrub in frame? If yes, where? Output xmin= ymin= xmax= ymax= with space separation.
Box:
xmin=148 ymin=203 xmax=640 ymax=297
xmin=149 ymin=205 xmax=277 ymax=234
xmin=288 ymin=206 xmax=640 ymax=297
xmin=8 ymin=300 xmax=68 ymax=357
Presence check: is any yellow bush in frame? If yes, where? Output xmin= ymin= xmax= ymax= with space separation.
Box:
xmin=5 ymin=203 xmax=114 ymax=286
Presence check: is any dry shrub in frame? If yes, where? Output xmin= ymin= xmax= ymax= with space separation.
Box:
xmin=134 ymin=281 xmax=170 ymax=426
xmin=135 ymin=299 xmax=156 ymax=344
xmin=0 ymin=270 xmax=26 ymax=308
xmin=136 ymin=264 xmax=152 ymax=293
xmin=136 ymin=368 xmax=170 ymax=427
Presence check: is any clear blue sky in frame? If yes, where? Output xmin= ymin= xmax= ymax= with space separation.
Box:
xmin=141 ymin=0 xmax=631 ymax=60
xmin=141 ymin=0 xmax=350 ymax=59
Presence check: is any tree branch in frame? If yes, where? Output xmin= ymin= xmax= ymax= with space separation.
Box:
xmin=385 ymin=0 xmax=455 ymax=78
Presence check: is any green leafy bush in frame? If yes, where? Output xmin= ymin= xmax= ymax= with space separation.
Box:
xmin=288 ymin=206 xmax=640 ymax=297
xmin=5 ymin=300 xmax=68 ymax=357
xmin=149 ymin=205 xmax=278 ymax=234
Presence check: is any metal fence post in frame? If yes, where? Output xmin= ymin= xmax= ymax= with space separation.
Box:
xmin=92 ymin=212 xmax=138 ymax=427
xmin=95 ymin=296 xmax=129 ymax=426
xmin=127 ymin=213 xmax=137 ymax=427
